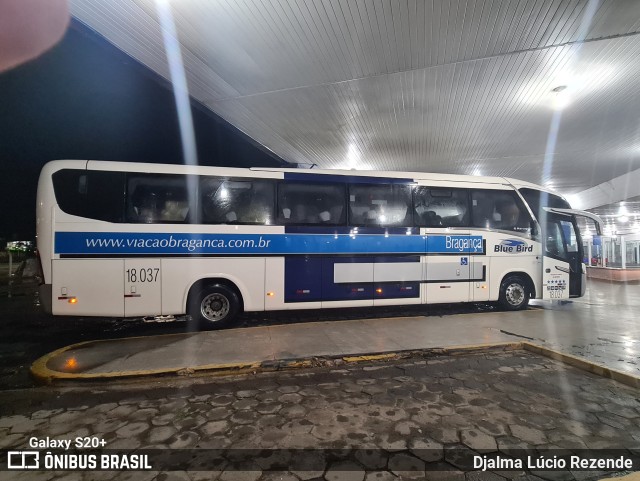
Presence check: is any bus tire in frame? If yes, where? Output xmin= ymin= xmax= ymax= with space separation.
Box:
xmin=498 ymin=275 xmax=529 ymax=311
xmin=188 ymin=284 xmax=240 ymax=330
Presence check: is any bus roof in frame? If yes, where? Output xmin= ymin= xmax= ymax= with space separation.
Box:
xmin=250 ymin=166 xmax=549 ymax=191
xmin=45 ymin=159 xmax=557 ymax=196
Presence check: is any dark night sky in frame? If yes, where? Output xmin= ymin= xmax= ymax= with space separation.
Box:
xmin=0 ymin=20 xmax=288 ymax=241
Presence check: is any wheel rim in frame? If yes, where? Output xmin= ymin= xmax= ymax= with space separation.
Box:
xmin=200 ymin=293 xmax=230 ymax=322
xmin=505 ymin=283 xmax=525 ymax=306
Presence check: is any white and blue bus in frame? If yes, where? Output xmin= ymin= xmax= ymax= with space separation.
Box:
xmin=36 ymin=160 xmax=602 ymax=329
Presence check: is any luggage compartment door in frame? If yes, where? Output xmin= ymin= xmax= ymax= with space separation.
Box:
xmin=52 ymin=259 xmax=124 ymax=316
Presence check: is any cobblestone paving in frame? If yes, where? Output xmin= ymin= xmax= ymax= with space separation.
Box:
xmin=1 ymin=350 xmax=639 ymax=480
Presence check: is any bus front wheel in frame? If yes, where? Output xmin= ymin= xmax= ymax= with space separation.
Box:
xmin=188 ymin=284 xmax=240 ymax=330
xmin=498 ymin=276 xmax=530 ymax=311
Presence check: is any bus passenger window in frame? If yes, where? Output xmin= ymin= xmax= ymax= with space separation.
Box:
xmin=53 ymin=169 xmax=126 ymax=223
xmin=127 ymin=174 xmax=189 ymax=224
xmin=160 ymin=200 xmax=189 ymax=222
xmin=133 ymin=189 xmax=159 ymax=223
xmin=201 ymin=178 xmax=274 ymax=225
xmin=277 ymin=183 xmax=345 ymax=225
xmin=494 ymin=198 xmax=520 ymax=228
xmin=349 ymin=184 xmax=412 ymax=227
xmin=471 ymin=190 xmax=532 ymax=234
xmin=414 ymin=187 xmax=469 ymax=227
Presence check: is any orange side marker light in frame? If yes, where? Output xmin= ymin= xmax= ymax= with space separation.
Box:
xmin=64 ymin=357 xmax=78 ymax=370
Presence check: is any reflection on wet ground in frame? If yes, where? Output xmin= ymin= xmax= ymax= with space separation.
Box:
xmin=1 ymin=279 xmax=639 ymax=389
xmin=2 ymin=350 xmax=639 ymax=480
xmin=0 ymin=289 xmax=497 ymax=389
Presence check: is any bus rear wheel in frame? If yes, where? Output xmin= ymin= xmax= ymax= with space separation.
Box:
xmin=498 ymin=275 xmax=529 ymax=311
xmin=188 ymin=284 xmax=240 ymax=330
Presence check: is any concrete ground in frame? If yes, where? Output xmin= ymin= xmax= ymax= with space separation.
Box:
xmin=34 ymin=279 xmax=640 ymax=380
xmin=2 ymin=349 xmax=640 ymax=480
xmin=1 ymin=279 xmax=640 ymax=480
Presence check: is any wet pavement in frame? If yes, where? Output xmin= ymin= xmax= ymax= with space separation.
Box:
xmin=1 ymin=280 xmax=640 ymax=479
xmin=2 ymin=279 xmax=640 ymax=388
xmin=0 ymin=286 xmax=502 ymax=389
xmin=2 ymin=349 xmax=640 ymax=480
xmin=24 ymin=279 xmax=640 ymax=382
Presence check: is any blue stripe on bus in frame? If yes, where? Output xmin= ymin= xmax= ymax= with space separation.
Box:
xmin=284 ymin=256 xmax=421 ymax=303
xmin=284 ymin=255 xmax=420 ymax=265
xmin=283 ymin=173 xmax=414 ymax=184
xmin=54 ymin=232 xmax=484 ymax=255
xmin=284 ymin=226 xmax=418 ymax=235
xmin=363 ymin=255 xmax=420 ymax=263
xmin=285 ymin=257 xmax=324 ymax=302
xmin=321 ymin=256 xmax=374 ymax=302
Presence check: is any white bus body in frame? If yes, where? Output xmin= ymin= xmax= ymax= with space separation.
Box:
xmin=36 ymin=160 xmax=601 ymax=329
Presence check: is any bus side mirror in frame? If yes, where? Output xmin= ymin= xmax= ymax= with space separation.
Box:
xmin=530 ymin=221 xmax=539 ymax=237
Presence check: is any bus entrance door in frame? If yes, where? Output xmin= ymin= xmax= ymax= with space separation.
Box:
xmin=543 ymin=208 xmax=603 ymax=298
xmin=542 ymin=214 xmax=575 ymax=300
xmin=124 ymin=259 xmax=162 ymax=317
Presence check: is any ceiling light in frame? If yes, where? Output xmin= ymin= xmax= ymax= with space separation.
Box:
xmin=619 ymin=215 xmax=629 ymax=223
xmin=552 ymin=95 xmax=571 ymax=111
xmin=550 ymin=85 xmax=571 ymax=110
xmin=346 ymin=143 xmax=360 ymax=169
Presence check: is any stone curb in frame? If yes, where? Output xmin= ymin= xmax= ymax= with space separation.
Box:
xmin=30 ymin=339 xmax=520 ymax=383
xmin=31 ymin=337 xmax=640 ymax=389
xmin=521 ymin=342 xmax=640 ymax=389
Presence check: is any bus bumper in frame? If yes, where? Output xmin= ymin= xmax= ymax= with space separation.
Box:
xmin=38 ymin=283 xmax=52 ymax=314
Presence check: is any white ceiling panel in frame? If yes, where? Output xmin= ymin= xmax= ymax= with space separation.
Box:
xmin=209 ymin=35 xmax=640 ymax=190
xmin=69 ymin=0 xmax=640 ymax=198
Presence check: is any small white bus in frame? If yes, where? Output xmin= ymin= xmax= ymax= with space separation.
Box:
xmin=36 ymin=160 xmax=602 ymax=329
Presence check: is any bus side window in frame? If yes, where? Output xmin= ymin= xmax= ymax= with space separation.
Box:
xmin=471 ymin=190 xmax=532 ymax=234
xmin=127 ymin=174 xmax=189 ymax=224
xmin=243 ymin=182 xmax=275 ymax=224
xmin=545 ymin=221 xmax=564 ymax=257
xmin=201 ymin=178 xmax=274 ymax=225
xmin=132 ymin=187 xmax=158 ymax=223
xmin=160 ymin=199 xmax=189 ymax=222
xmin=53 ymin=169 xmax=126 ymax=223
xmin=349 ymin=184 xmax=412 ymax=227
xmin=414 ymin=187 xmax=469 ymax=227
xmin=518 ymin=188 xmax=571 ymax=222
xmin=200 ymin=178 xmax=225 ymax=223
xmin=277 ymin=182 xmax=345 ymax=225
